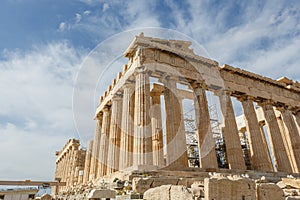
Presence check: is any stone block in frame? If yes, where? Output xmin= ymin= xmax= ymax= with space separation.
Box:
xmin=151 ymin=178 xmax=178 ymax=188
xmin=143 ymin=185 xmax=193 ymax=200
xmin=283 ymin=189 xmax=299 ymax=197
xmin=170 ymin=185 xmax=193 ymax=200
xmin=143 ymin=185 xmax=171 ymax=200
xmin=204 ymin=177 xmax=256 ymax=200
xmin=190 ymin=181 xmax=204 ymax=198
xmin=132 ymin=177 xmax=154 ymax=194
xmin=257 ymin=183 xmax=284 ymax=200
xmin=87 ymin=189 xmax=116 ymax=199
xmin=282 ymin=178 xmax=300 ymax=189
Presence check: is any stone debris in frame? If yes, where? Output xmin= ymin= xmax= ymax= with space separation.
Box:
xmin=143 ymin=185 xmax=193 ymax=200
xmin=87 ymin=189 xmax=116 ymax=199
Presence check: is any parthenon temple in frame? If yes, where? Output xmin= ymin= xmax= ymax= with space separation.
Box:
xmin=53 ymin=34 xmax=300 ymax=199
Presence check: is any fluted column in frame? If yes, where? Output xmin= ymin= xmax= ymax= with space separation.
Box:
xmin=65 ymin=149 xmax=73 ymax=187
xmin=276 ymin=116 xmax=297 ymax=172
xmin=77 ymin=167 xmax=84 ymax=184
xmin=218 ymin=91 xmax=246 ymax=170
xmin=241 ymin=97 xmax=273 ymax=171
xmin=279 ymin=108 xmax=300 ymax=173
xmin=70 ymin=146 xmax=79 ymax=186
xmin=192 ymin=82 xmax=218 ymax=169
xmin=61 ymin=154 xmax=67 ymax=189
xmin=119 ymin=82 xmax=135 ymax=170
xmin=63 ymin=152 xmax=71 ymax=189
xmin=107 ymin=94 xmax=123 ymax=174
xmin=163 ymin=76 xmax=188 ymax=168
xmin=258 ymin=121 xmax=272 ymax=165
xmin=98 ymin=106 xmax=111 ymax=177
xmin=261 ymin=103 xmax=292 ymax=172
xmin=89 ymin=118 xmax=102 ymax=180
xmin=133 ymin=67 xmax=153 ymax=167
xmin=151 ymin=90 xmax=164 ymax=167
xmin=83 ymin=140 xmax=93 ymax=183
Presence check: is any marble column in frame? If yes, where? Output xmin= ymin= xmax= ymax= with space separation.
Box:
xmin=276 ymin=116 xmax=297 ymax=172
xmin=83 ymin=140 xmax=93 ymax=183
xmin=151 ymin=90 xmax=164 ymax=167
xmin=261 ymin=103 xmax=292 ymax=172
xmin=98 ymin=106 xmax=111 ymax=177
xmin=163 ymin=76 xmax=188 ymax=168
xmin=89 ymin=118 xmax=102 ymax=180
xmin=241 ymin=98 xmax=273 ymax=171
xmin=280 ymin=108 xmax=300 ymax=173
xmin=64 ymin=149 xmax=73 ymax=187
xmin=70 ymin=147 xmax=79 ymax=186
xmin=77 ymin=167 xmax=84 ymax=184
xmin=258 ymin=122 xmax=272 ymax=166
xmin=61 ymin=154 xmax=67 ymax=188
xmin=107 ymin=94 xmax=123 ymax=174
xmin=218 ymin=91 xmax=246 ymax=170
xmin=119 ymin=82 xmax=135 ymax=170
xmin=192 ymin=82 xmax=218 ymax=169
xmin=133 ymin=67 xmax=153 ymax=167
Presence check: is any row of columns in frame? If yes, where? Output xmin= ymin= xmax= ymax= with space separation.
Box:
xmin=234 ymin=98 xmax=300 ymax=173
xmin=55 ymin=139 xmax=86 ymax=191
xmin=82 ymin=66 xmax=300 ymax=183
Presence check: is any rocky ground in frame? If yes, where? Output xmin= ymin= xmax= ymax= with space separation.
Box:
xmin=49 ymin=172 xmax=300 ymax=200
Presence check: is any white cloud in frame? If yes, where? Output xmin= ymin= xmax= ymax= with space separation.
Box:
xmin=75 ymin=13 xmax=82 ymax=23
xmin=58 ymin=22 xmax=69 ymax=32
xmin=83 ymin=10 xmax=91 ymax=15
xmin=0 ymin=41 xmax=87 ymax=180
xmin=102 ymin=3 xmax=109 ymax=12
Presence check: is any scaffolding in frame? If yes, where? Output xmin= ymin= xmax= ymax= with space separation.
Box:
xmin=184 ymin=103 xmax=229 ymax=168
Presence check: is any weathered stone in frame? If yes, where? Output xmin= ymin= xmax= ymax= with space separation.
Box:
xmin=132 ymin=177 xmax=154 ymax=194
xmin=190 ymin=181 xmax=204 ymax=198
xmin=204 ymin=177 xmax=256 ymax=200
xmin=87 ymin=189 xmax=116 ymax=199
xmin=143 ymin=185 xmax=171 ymax=200
xmin=143 ymin=185 xmax=193 ymax=200
xmin=284 ymin=189 xmax=299 ymax=197
xmin=170 ymin=185 xmax=193 ymax=200
xmin=151 ymin=178 xmax=178 ymax=188
xmin=282 ymin=178 xmax=300 ymax=189
xmin=257 ymin=183 xmax=284 ymax=200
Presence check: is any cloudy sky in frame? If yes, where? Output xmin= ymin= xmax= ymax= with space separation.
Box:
xmin=0 ymin=0 xmax=299 ymax=181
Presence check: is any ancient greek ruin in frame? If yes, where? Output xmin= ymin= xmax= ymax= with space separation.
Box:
xmin=53 ymin=34 xmax=300 ymax=199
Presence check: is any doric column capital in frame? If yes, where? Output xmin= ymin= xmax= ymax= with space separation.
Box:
xmin=134 ymin=66 xmax=151 ymax=76
xmin=111 ymin=92 xmax=123 ymax=101
xmin=189 ymin=80 xmax=206 ymax=90
xmin=123 ymin=79 xmax=135 ymax=89
xmin=237 ymin=95 xmax=255 ymax=102
xmin=257 ymin=99 xmax=273 ymax=107
xmin=214 ymin=89 xmax=232 ymax=97
xmin=158 ymin=74 xmax=178 ymax=84
xmin=102 ymin=106 xmax=110 ymax=113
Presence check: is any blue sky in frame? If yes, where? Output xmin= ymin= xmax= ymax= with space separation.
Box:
xmin=0 ymin=0 xmax=299 ymax=181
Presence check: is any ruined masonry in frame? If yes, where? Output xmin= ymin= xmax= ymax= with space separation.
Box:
xmin=53 ymin=34 xmax=300 ymax=199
